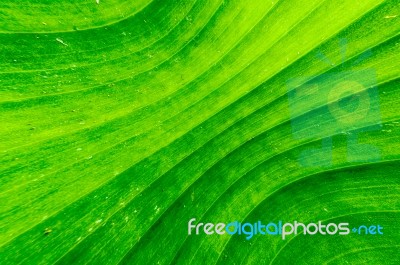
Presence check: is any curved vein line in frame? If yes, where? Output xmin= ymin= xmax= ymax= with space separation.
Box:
xmin=269 ymin=209 xmax=400 ymax=265
xmin=0 ymin=0 xmax=155 ymax=35
xmin=215 ymin=161 xmax=400 ymax=264
xmin=235 ymin=184 xmax=400 ymax=263
xmin=325 ymin=245 xmax=400 ymax=264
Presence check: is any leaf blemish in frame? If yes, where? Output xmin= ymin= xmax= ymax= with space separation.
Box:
xmin=56 ymin=38 xmax=68 ymax=46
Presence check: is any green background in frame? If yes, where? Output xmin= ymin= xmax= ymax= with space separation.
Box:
xmin=1 ymin=0 xmax=399 ymax=264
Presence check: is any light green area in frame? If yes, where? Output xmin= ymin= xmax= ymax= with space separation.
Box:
xmin=0 ymin=0 xmax=399 ymax=264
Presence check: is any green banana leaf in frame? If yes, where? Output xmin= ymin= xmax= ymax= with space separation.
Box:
xmin=1 ymin=0 xmax=399 ymax=264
